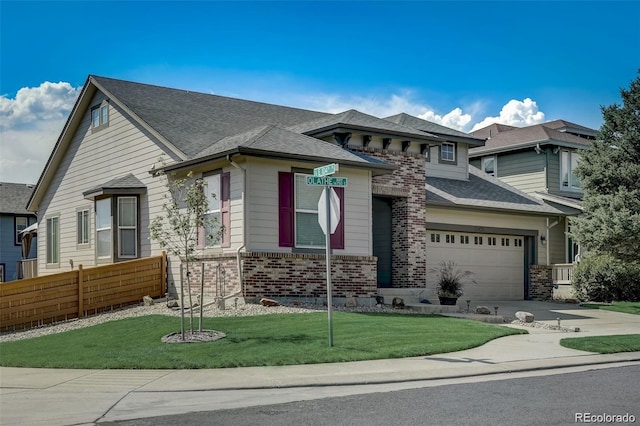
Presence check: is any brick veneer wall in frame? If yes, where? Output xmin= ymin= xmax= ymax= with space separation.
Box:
xmin=529 ymin=265 xmax=553 ymax=300
xmin=350 ymin=146 xmax=427 ymax=288
xmin=241 ymin=252 xmax=377 ymax=299
xmin=181 ymin=255 xmax=240 ymax=298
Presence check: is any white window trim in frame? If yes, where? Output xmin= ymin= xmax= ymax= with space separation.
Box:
xmin=203 ymin=173 xmax=222 ymax=248
xmin=441 ymin=142 xmax=456 ymax=162
xmin=91 ymin=102 xmax=109 ymax=130
xmin=560 ymin=150 xmax=582 ymax=191
xmin=76 ymin=208 xmax=91 ymax=247
xmin=482 ymin=156 xmax=497 ymax=177
xmin=294 ymin=173 xmax=325 ymax=249
xmin=46 ymin=215 xmax=60 ymax=266
xmin=117 ymin=196 xmax=138 ymax=259
xmin=96 ymin=198 xmax=112 ymax=260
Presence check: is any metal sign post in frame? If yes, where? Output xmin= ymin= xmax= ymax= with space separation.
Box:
xmin=324 ymin=186 xmax=333 ymax=347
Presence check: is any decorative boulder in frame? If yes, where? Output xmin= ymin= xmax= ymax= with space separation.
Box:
xmin=166 ymin=299 xmax=179 ymax=308
xmin=475 ymin=306 xmax=491 ymax=315
xmin=392 ymin=297 xmax=405 ymax=308
xmin=515 ymin=311 xmax=535 ymax=322
xmin=143 ymin=295 xmax=154 ymax=306
xmin=260 ymin=297 xmax=279 ymax=307
xmin=345 ymin=297 xmax=357 ymax=308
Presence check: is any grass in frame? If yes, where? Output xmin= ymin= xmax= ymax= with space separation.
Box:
xmin=580 ymin=301 xmax=640 ymax=315
xmin=0 ymin=312 xmax=526 ymax=369
xmin=560 ymin=334 xmax=640 ymax=354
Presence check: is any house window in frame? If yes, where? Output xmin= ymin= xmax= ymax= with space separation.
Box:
xmin=278 ymin=172 xmax=344 ymax=249
xmin=561 ymin=151 xmax=582 ymax=190
xmin=118 ymin=197 xmax=137 ymax=258
xmin=96 ymin=198 xmax=112 ymax=259
xmin=77 ymin=209 xmax=90 ymax=245
xmin=201 ymin=172 xmax=231 ymax=248
xmin=46 ymin=216 xmax=59 ymax=264
xmin=482 ymin=156 xmax=496 ymax=177
xmin=0 ymin=264 xmax=4 ymax=282
xmin=446 ymin=234 xmax=455 ymax=244
xmin=15 ymin=216 xmax=28 ymax=245
xmin=474 ymin=236 xmax=483 ymax=245
xmin=91 ymin=103 xmax=109 ymax=129
xmin=488 ymin=237 xmax=496 ymax=246
xmin=440 ymin=143 xmax=456 ymax=162
xmin=430 ymin=233 xmax=440 ymax=243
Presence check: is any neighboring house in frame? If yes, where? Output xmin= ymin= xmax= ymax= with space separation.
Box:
xmin=0 ymin=183 xmax=37 ymax=281
xmin=26 ymin=75 xmax=581 ymax=303
xmin=468 ymin=120 xmax=596 ymax=264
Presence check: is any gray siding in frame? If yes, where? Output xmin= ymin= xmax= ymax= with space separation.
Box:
xmin=496 ymin=151 xmax=546 ymax=195
xmin=426 ymin=144 xmax=469 ymax=181
xmin=547 ymin=148 xmax=584 ymax=199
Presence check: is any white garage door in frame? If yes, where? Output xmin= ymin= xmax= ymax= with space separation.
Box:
xmin=426 ymin=230 xmax=524 ymax=301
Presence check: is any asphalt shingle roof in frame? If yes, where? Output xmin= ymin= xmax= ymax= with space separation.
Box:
xmin=384 ymin=113 xmax=486 ymax=146
xmin=426 ymin=167 xmax=581 ymax=215
xmin=91 ymin=76 xmax=330 ymax=158
xmin=0 ymin=182 xmax=36 ymax=214
xmin=82 ymin=174 xmax=146 ymax=198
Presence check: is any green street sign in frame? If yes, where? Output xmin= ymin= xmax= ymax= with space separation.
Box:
xmin=306 ymin=176 xmax=348 ymax=187
xmin=314 ymin=163 xmax=339 ymax=177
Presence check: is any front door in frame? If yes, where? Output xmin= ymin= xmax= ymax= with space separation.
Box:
xmin=372 ymin=197 xmax=392 ymax=287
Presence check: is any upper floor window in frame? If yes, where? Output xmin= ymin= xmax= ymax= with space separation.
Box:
xmin=561 ymin=151 xmax=582 ymax=191
xmin=46 ymin=215 xmax=60 ymax=265
xmin=482 ymin=156 xmax=497 ymax=177
xmin=15 ymin=216 xmax=28 ymax=245
xmin=77 ymin=209 xmax=90 ymax=246
xmin=91 ymin=103 xmax=109 ymax=129
xmin=440 ymin=143 xmax=456 ymax=162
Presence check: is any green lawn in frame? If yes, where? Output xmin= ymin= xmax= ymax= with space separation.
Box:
xmin=560 ymin=334 xmax=640 ymax=354
xmin=580 ymin=302 xmax=640 ymax=315
xmin=0 ymin=312 xmax=526 ymax=369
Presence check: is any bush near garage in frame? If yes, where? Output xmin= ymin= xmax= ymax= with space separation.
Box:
xmin=572 ymin=254 xmax=640 ymax=302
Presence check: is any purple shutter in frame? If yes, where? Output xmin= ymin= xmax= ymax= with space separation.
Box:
xmin=330 ymin=187 xmax=345 ymax=249
xmin=221 ymin=172 xmax=231 ymax=247
xmin=278 ymin=172 xmax=294 ymax=247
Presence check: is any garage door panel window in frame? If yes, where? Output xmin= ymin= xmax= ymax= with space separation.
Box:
xmin=445 ymin=234 xmax=455 ymax=244
xmin=474 ymin=236 xmax=483 ymax=245
xmin=430 ymin=233 xmax=440 ymax=243
xmin=501 ymin=238 xmax=510 ymax=247
xmin=460 ymin=235 xmax=470 ymax=244
xmin=488 ymin=237 xmax=497 ymax=246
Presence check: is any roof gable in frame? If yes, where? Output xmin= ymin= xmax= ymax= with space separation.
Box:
xmin=384 ymin=113 xmax=485 ymax=146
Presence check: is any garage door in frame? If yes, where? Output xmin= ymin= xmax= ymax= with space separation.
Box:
xmin=426 ymin=230 xmax=524 ymax=301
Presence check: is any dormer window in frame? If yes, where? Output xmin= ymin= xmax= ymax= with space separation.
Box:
xmin=91 ymin=102 xmax=109 ymax=130
xmin=439 ymin=142 xmax=456 ymax=164
xmin=482 ymin=156 xmax=497 ymax=177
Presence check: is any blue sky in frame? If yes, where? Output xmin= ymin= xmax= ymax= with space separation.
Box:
xmin=1 ymin=1 xmax=639 ymax=183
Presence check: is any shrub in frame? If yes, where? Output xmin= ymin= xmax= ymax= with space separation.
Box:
xmin=572 ymin=254 xmax=640 ymax=302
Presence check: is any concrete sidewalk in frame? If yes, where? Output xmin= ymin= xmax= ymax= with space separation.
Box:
xmin=1 ymin=304 xmax=639 ymax=425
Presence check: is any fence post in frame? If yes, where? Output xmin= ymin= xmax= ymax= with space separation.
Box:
xmin=161 ymin=251 xmax=167 ymax=295
xmin=78 ymin=264 xmax=84 ymax=318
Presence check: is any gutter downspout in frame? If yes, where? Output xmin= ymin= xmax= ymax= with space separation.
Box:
xmin=546 ymin=217 xmax=560 ymax=265
xmin=227 ymin=154 xmax=246 ymax=297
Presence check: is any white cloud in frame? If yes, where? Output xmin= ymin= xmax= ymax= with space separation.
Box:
xmin=0 ymin=82 xmax=80 ymax=183
xmin=470 ymin=98 xmax=545 ymax=132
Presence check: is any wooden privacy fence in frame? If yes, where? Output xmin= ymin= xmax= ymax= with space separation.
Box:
xmin=0 ymin=252 xmax=166 ymax=332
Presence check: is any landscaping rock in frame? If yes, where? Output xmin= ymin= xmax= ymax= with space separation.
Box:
xmin=515 ymin=311 xmax=534 ymax=322
xmin=345 ymin=297 xmax=357 ymax=308
xmin=166 ymin=299 xmax=179 ymax=308
xmin=143 ymin=295 xmax=154 ymax=306
xmin=260 ymin=297 xmax=280 ymax=307
xmin=392 ymin=297 xmax=405 ymax=308
xmin=475 ymin=305 xmax=491 ymax=315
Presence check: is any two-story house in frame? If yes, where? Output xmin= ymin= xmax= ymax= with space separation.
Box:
xmin=0 ymin=182 xmax=37 ymax=281
xmin=468 ymin=120 xmax=595 ymax=266
xmin=26 ymin=75 xmax=581 ymax=304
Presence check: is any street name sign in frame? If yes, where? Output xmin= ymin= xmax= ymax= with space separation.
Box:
xmin=306 ymin=176 xmax=348 ymax=187
xmin=314 ymin=163 xmax=339 ymax=177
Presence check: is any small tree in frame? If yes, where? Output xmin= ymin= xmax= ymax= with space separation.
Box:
xmin=150 ymin=165 xmax=221 ymax=339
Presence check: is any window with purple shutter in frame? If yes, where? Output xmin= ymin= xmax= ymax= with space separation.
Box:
xmin=278 ymin=172 xmax=294 ymax=247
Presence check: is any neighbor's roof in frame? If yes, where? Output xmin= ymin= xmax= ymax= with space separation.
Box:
xmin=384 ymin=113 xmax=486 ymax=146
xmin=468 ymin=122 xmax=594 ymax=156
xmin=0 ymin=182 xmax=36 ymax=214
xmin=426 ymin=167 xmax=581 ymax=216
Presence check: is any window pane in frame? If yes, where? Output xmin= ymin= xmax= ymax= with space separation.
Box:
xmin=442 ymin=144 xmax=455 ymax=161
xmin=119 ymin=229 xmax=136 ymax=257
xmin=561 ymin=151 xmax=570 ymax=187
xmin=92 ymin=109 xmax=100 ymax=127
xmin=47 ymin=217 xmax=59 ymax=263
xmin=204 ymin=174 xmax=220 ymax=212
xmin=77 ymin=211 xmax=89 ymax=244
xmin=571 ymin=153 xmax=581 ymax=188
xmin=483 ymin=157 xmax=495 ymax=175
xmin=296 ymin=212 xmax=324 ymax=247
xmin=96 ymin=198 xmax=111 ymax=229
xmin=101 ymin=105 xmax=108 ymax=124
xmin=204 ymin=212 xmax=221 ymax=246
xmin=97 ymin=230 xmax=111 ymax=258
xmin=295 ymin=174 xmax=322 ymax=210
xmin=118 ymin=197 xmax=136 ymax=227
